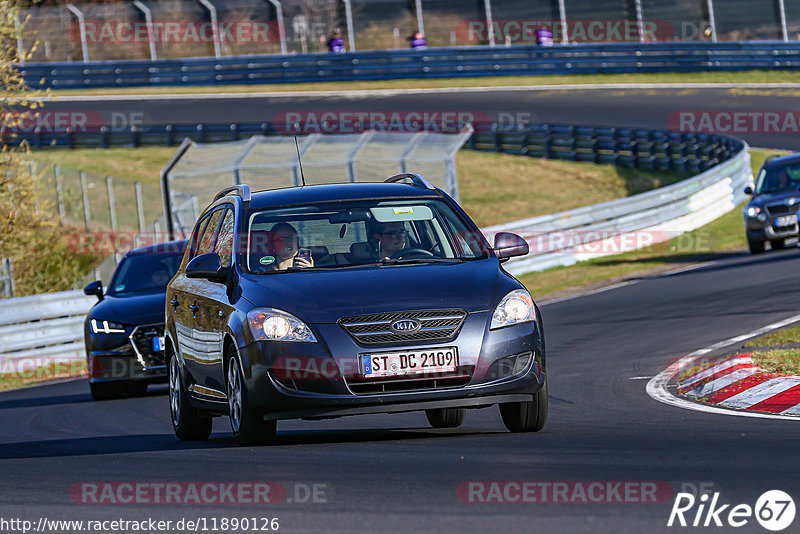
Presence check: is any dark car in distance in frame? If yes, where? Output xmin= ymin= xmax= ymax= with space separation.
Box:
xmin=743 ymin=153 xmax=800 ymax=253
xmin=166 ymin=175 xmax=547 ymax=445
xmin=83 ymin=240 xmax=187 ymax=400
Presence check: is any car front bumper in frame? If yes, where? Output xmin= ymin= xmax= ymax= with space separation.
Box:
xmin=236 ymin=311 xmax=546 ymax=420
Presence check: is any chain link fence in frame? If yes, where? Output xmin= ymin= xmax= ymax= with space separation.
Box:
xmin=23 ymin=160 xmax=170 ymax=288
xmin=16 ymin=0 xmax=800 ymax=63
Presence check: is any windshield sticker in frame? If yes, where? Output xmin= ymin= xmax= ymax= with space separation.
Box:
xmin=115 ymin=285 xmax=125 ymax=291
xmin=259 ymin=256 xmax=275 ymax=265
xmin=393 ymin=207 xmax=415 ymax=215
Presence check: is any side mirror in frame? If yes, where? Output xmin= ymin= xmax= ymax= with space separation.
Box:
xmin=744 ymin=186 xmax=753 ymax=195
xmin=186 ymin=253 xmax=228 ymax=283
xmin=83 ymin=280 xmax=104 ymax=301
xmin=494 ymin=232 xmax=529 ymax=261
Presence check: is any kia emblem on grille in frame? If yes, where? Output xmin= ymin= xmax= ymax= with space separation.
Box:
xmin=390 ymin=319 xmax=421 ymax=334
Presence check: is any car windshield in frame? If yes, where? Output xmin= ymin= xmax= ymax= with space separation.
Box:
xmin=755 ymin=163 xmax=800 ymax=195
xmin=108 ymin=252 xmax=184 ymax=295
xmin=243 ymin=198 xmax=490 ymax=273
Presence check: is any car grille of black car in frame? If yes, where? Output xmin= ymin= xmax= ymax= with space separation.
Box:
xmin=765 ymin=203 xmax=800 ymax=216
xmin=129 ymin=324 xmax=166 ymax=370
xmin=338 ymin=309 xmax=467 ymax=345
xmin=344 ymin=365 xmax=474 ymax=395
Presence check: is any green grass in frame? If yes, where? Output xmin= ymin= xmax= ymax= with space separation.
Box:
xmin=27 ymin=147 xmax=691 ymax=228
xmin=0 ymin=361 xmax=87 ymax=392
xmin=40 ymin=70 xmax=800 ymax=97
xmin=751 ymin=349 xmax=800 ymax=376
xmin=23 ymin=146 xmax=782 ymax=300
xmin=517 ymin=148 xmax=782 ymax=298
xmin=745 ymin=324 xmax=800 ymax=348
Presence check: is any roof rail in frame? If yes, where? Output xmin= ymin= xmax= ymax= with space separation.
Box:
xmin=384 ymin=173 xmax=436 ymax=191
xmin=214 ymin=184 xmax=252 ymax=204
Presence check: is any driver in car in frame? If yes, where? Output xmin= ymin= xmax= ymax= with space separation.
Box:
xmin=372 ymin=221 xmax=408 ymax=260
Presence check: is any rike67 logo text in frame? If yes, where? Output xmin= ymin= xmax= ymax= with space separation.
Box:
xmin=668 ymin=490 xmax=795 ymax=531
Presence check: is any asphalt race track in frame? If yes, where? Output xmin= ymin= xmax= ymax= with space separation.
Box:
xmin=2 ymin=248 xmax=800 ymax=532
xmin=41 ymin=85 xmax=800 ymax=149
xmin=4 ymin=87 xmax=800 ymax=532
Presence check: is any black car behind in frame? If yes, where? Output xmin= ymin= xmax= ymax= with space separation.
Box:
xmin=83 ymin=240 xmax=187 ymax=400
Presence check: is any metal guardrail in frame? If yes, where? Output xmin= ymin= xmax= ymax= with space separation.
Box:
xmin=484 ymin=141 xmax=752 ymax=276
xmin=18 ymin=41 xmax=800 ymax=90
xmin=0 ymin=290 xmax=94 ymax=373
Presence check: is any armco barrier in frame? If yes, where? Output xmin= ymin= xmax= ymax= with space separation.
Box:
xmin=18 ymin=41 xmax=800 ymax=90
xmin=0 ymin=290 xmax=94 ymax=374
xmin=483 ymin=140 xmax=752 ymax=276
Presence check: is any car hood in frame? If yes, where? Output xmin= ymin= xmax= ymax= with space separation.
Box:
xmin=238 ymin=260 xmax=514 ymax=323
xmin=750 ymin=190 xmax=800 ymax=207
xmin=89 ymin=291 xmax=167 ymax=326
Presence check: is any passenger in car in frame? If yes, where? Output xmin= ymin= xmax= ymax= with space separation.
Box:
xmin=262 ymin=222 xmax=314 ymax=271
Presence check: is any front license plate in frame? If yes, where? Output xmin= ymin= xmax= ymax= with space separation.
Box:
xmin=360 ymin=347 xmax=458 ymax=378
xmin=776 ymin=214 xmax=797 ymax=227
xmin=153 ymin=336 xmax=165 ymax=352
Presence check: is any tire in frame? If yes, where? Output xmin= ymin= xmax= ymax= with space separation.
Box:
xmin=770 ymin=239 xmax=786 ymax=250
xmin=168 ymin=351 xmax=212 ymax=441
xmin=89 ymin=381 xmax=119 ymax=401
xmin=425 ymin=408 xmax=465 ymax=428
xmin=499 ymin=379 xmax=548 ymax=433
xmin=748 ymin=239 xmax=765 ymax=254
xmin=226 ymin=354 xmax=276 ymax=446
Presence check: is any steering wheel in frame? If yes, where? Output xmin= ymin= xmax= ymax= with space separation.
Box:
xmin=390 ymin=247 xmax=435 ymax=260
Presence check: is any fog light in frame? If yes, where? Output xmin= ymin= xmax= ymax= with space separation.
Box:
xmin=513 ymin=352 xmax=532 ymax=375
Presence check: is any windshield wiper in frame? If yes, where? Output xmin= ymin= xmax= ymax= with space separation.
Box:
xmin=379 ymin=257 xmax=462 ymax=265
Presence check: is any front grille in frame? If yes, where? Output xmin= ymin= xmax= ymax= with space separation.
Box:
xmin=345 ymin=365 xmax=474 ymax=395
xmin=129 ymin=324 xmax=166 ymax=370
xmin=339 ymin=309 xmax=467 ymax=345
xmin=765 ymin=203 xmax=799 ymax=216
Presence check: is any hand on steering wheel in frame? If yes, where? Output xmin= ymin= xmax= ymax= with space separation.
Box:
xmin=390 ymin=247 xmax=435 ymax=260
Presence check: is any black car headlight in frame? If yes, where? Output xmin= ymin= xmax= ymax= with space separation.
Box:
xmin=90 ymin=319 xmax=126 ymax=334
xmin=491 ymin=289 xmax=536 ymax=330
xmin=247 ymin=308 xmax=317 ymax=342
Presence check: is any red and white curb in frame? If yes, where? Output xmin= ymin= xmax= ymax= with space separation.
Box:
xmin=647 ymin=312 xmax=800 ymax=421
xmin=677 ymin=354 xmax=800 ymax=415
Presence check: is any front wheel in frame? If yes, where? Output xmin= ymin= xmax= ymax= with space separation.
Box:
xmin=499 ymin=379 xmax=548 ymax=433
xmin=770 ymin=239 xmax=786 ymax=250
xmin=226 ymin=355 xmax=276 ymax=446
xmin=425 ymin=408 xmax=465 ymax=428
xmin=168 ymin=352 xmax=212 ymax=441
xmin=748 ymin=239 xmax=765 ymax=254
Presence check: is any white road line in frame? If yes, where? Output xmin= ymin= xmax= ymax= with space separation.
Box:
xmin=628 ymin=376 xmax=652 ymax=380
xmin=689 ymin=367 xmax=761 ymax=399
xmin=679 ymin=356 xmax=754 ymax=388
xmin=34 ymin=82 xmax=800 ymax=103
xmin=646 ymin=314 xmax=800 ymax=421
xmin=780 ymin=403 xmax=800 ymax=416
xmin=721 ymin=378 xmax=800 ymax=409
xmin=685 ymin=312 xmax=800 ymax=358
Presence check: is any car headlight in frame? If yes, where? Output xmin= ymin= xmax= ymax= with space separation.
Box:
xmin=491 ymin=289 xmax=536 ymax=330
xmin=247 ymin=308 xmax=317 ymax=342
xmin=746 ymin=206 xmax=761 ymax=217
xmin=90 ymin=319 xmax=126 ymax=334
